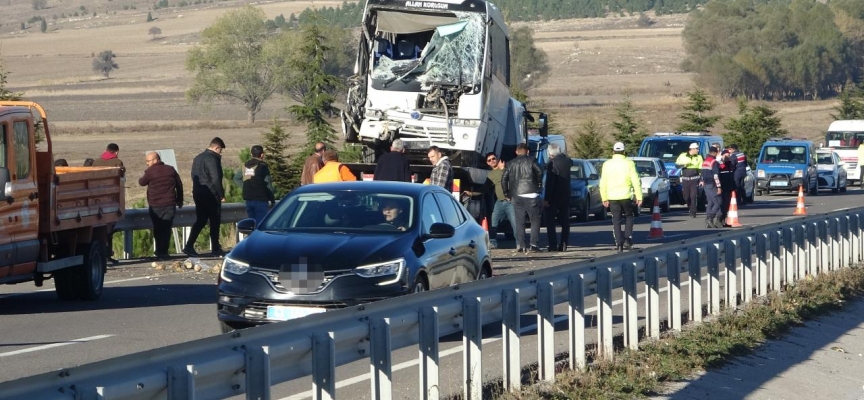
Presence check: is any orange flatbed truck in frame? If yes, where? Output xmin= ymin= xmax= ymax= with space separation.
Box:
xmin=0 ymin=101 xmax=124 ymax=300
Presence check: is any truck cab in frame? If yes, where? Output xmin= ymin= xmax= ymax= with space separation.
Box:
xmin=755 ymin=138 xmax=818 ymax=195
xmin=638 ymin=132 xmax=723 ymax=205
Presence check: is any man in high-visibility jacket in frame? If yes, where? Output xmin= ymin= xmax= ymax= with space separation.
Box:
xmin=600 ymin=142 xmax=643 ymax=253
xmin=313 ymin=150 xmax=358 ymax=183
xmin=675 ymin=142 xmax=703 ymax=218
xmin=858 ymin=143 xmax=864 ymax=189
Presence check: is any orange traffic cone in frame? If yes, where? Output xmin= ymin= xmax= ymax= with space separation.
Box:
xmin=481 ymin=217 xmax=489 ymax=232
xmin=725 ymin=191 xmax=743 ymax=227
xmin=793 ymin=185 xmax=807 ymax=216
xmin=647 ymin=195 xmax=665 ymax=239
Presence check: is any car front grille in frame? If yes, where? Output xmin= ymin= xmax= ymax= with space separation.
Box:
xmin=250 ymin=268 xmax=353 ymax=294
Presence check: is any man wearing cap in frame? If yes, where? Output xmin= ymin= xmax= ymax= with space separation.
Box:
xmin=675 ymin=143 xmax=703 ymax=218
xmin=600 ymin=142 xmax=643 ymax=252
xmin=701 ymin=147 xmax=724 ymax=228
xmin=727 ymin=144 xmax=748 ymax=205
xmin=241 ymin=145 xmax=276 ymax=225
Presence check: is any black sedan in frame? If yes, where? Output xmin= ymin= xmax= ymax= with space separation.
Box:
xmin=570 ymin=158 xmax=606 ymax=221
xmin=217 ymin=181 xmax=493 ymax=331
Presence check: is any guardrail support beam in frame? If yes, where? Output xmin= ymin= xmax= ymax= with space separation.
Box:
xmin=419 ymin=307 xmax=439 ymax=400
xmin=706 ymin=244 xmax=720 ymax=315
xmin=501 ymin=289 xmax=521 ymax=390
xmin=245 ymin=346 xmax=271 ymax=400
xmin=463 ymin=296 xmax=482 ymax=400
xmin=724 ymin=240 xmax=738 ymax=308
xmin=741 ymin=237 xmax=753 ymax=304
xmin=667 ymin=252 xmax=682 ymax=332
xmin=795 ymin=224 xmax=806 ymax=280
xmin=755 ymin=233 xmax=768 ymax=297
xmin=782 ymin=228 xmax=794 ymax=284
xmin=312 ymin=332 xmax=335 ymax=400
xmin=645 ymin=257 xmax=661 ymax=338
xmin=537 ymin=282 xmax=555 ymax=382
xmin=623 ymin=261 xmax=639 ymax=349
xmin=370 ymin=318 xmax=393 ymax=400
xmin=807 ymin=222 xmax=818 ymax=277
xmin=168 ymin=365 xmax=196 ymax=400
xmin=688 ymin=248 xmax=703 ymax=323
xmin=769 ymin=231 xmax=781 ymax=291
xmin=598 ymin=266 xmax=614 ymax=358
xmin=568 ymin=274 xmax=586 ymax=370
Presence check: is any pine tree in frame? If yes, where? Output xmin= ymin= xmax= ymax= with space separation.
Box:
xmin=40 ymin=19 xmax=47 ymax=33
xmin=261 ymin=118 xmax=292 ymax=197
xmin=147 ymin=12 xmax=154 ymax=22
xmin=611 ymin=96 xmax=648 ymax=156
xmin=723 ymin=98 xmax=787 ymax=168
xmin=676 ymin=87 xmax=721 ymax=132
xmin=571 ymin=118 xmax=608 ymax=159
xmin=831 ymin=83 xmax=864 ymax=120
xmin=0 ymin=58 xmax=23 ymax=101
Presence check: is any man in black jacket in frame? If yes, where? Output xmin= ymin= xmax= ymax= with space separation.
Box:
xmin=502 ymin=143 xmax=544 ymax=253
xmin=184 ymin=137 xmax=226 ymax=257
xmin=374 ymin=139 xmax=412 ymax=182
xmin=544 ymin=143 xmax=573 ymax=252
xmin=139 ymin=152 xmax=183 ymax=260
xmin=242 ymin=145 xmax=276 ymax=225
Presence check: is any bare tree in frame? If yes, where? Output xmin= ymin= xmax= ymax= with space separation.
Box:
xmin=148 ymin=26 xmax=162 ymax=40
xmin=92 ymin=50 xmax=119 ymax=78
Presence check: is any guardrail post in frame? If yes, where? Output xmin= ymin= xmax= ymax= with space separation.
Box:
xmin=688 ymin=247 xmax=702 ymax=323
xmin=769 ymin=231 xmax=781 ymax=290
xmin=724 ymin=240 xmax=738 ymax=308
xmin=370 ymin=318 xmax=393 ymax=400
xmin=830 ymin=218 xmax=840 ymax=271
xmin=795 ymin=224 xmax=806 ymax=280
xmin=597 ymin=266 xmax=614 ymax=358
xmin=168 ymin=365 xmax=196 ymax=400
xmin=312 ymin=332 xmax=335 ymax=400
xmin=463 ymin=296 xmax=482 ymax=400
xmin=537 ymin=281 xmax=555 ymax=382
xmin=568 ymin=274 xmax=585 ymax=370
xmin=666 ymin=252 xmax=682 ymax=332
xmin=645 ymin=257 xmax=661 ymax=338
xmin=623 ymin=261 xmax=638 ymax=349
xmin=755 ymin=233 xmax=768 ymax=297
xmin=501 ymin=289 xmax=520 ymax=390
xmin=741 ymin=237 xmax=753 ymax=304
xmin=418 ymin=307 xmax=439 ymax=400
xmin=852 ymin=214 xmax=861 ymax=264
xmin=843 ymin=216 xmax=852 ymax=268
xmin=807 ymin=222 xmax=818 ymax=276
xmin=819 ymin=219 xmax=829 ymax=273
xmin=123 ymin=229 xmax=133 ymax=260
xmin=783 ymin=227 xmax=795 ymax=284
xmin=245 ymin=346 xmax=271 ymax=400
xmin=706 ymin=244 xmax=721 ymax=315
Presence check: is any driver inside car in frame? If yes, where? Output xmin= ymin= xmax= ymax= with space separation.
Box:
xmin=380 ymin=199 xmax=408 ymax=231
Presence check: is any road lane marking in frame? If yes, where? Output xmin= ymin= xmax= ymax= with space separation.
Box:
xmin=0 ymin=335 xmax=114 ymax=358
xmin=282 ymin=273 xmax=719 ymax=400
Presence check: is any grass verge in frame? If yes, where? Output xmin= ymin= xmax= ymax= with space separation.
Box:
xmin=498 ymin=266 xmax=864 ymax=400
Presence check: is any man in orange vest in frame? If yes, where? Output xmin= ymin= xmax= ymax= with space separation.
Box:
xmin=313 ymin=150 xmax=358 ymax=183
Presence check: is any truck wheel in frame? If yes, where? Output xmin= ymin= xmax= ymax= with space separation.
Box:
xmin=54 ymin=268 xmax=78 ymax=300
xmin=55 ymin=240 xmax=106 ymax=301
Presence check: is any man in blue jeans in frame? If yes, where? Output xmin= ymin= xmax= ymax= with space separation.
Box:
xmin=485 ymin=152 xmax=518 ymax=248
xmin=241 ymin=145 xmax=276 ymax=225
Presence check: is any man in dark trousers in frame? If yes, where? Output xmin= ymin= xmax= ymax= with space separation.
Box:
xmin=502 ymin=143 xmax=544 ymax=253
xmin=374 ymin=139 xmax=411 ymax=182
xmin=675 ymin=143 xmax=703 ymax=218
xmin=184 ymin=137 xmax=226 ymax=257
xmin=701 ymin=147 xmax=724 ymax=228
xmin=718 ymin=148 xmax=735 ymax=224
xmin=543 ymin=143 xmax=573 ymax=252
xmin=139 ymin=152 xmax=183 ymax=260
xmin=727 ymin=143 xmax=748 ymax=205
xmin=242 ymin=145 xmax=275 ymax=225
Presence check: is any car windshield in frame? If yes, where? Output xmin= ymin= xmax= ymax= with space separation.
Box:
xmin=641 ymin=140 xmax=694 ymax=163
xmin=760 ymin=145 xmax=807 ymax=164
xmin=817 ymin=154 xmax=834 ymax=165
xmin=635 ymin=161 xmax=656 ymax=177
xmin=259 ymin=191 xmax=415 ymax=232
xmin=825 ymin=131 xmax=864 ymax=149
xmin=570 ymin=162 xmax=585 ymax=179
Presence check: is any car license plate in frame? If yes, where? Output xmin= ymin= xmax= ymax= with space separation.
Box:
xmin=266 ymin=305 xmax=326 ymax=321
xmin=769 ymin=181 xmax=787 ymax=187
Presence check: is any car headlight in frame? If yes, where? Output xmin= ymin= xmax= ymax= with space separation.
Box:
xmin=220 ymin=257 xmax=250 ymax=281
xmin=757 ymin=169 xmax=766 ymax=178
xmin=452 ymin=118 xmax=481 ymax=127
xmin=793 ymin=170 xmax=803 ymax=178
xmin=353 ymin=258 xmax=405 ymax=285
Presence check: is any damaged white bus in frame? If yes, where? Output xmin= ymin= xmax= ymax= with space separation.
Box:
xmin=341 ymin=0 xmax=540 ymax=167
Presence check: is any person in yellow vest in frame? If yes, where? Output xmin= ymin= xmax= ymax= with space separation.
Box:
xmin=858 ymin=142 xmax=864 ymax=189
xmin=313 ymin=150 xmax=357 ymax=183
xmin=675 ymin=143 xmax=703 ymax=218
xmin=600 ymin=142 xmax=643 ymax=253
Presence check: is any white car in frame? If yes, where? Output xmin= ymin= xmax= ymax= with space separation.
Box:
xmin=631 ymin=157 xmax=671 ymax=212
xmin=816 ymin=150 xmax=848 ymax=193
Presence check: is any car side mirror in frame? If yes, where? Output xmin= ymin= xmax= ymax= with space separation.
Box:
xmin=426 ymin=222 xmax=455 ymax=239
xmin=0 ymin=168 xmax=10 ymax=200
xmin=236 ymin=218 xmax=256 ymax=235
xmin=588 ymin=173 xmax=598 ymax=180
xmin=537 ymin=113 xmax=548 ymax=137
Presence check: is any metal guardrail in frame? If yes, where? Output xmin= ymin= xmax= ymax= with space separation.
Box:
xmin=1 ymin=208 xmax=862 ymax=400
xmin=113 ymin=203 xmax=250 ymax=259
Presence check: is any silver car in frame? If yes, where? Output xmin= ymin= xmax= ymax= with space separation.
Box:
xmin=815 ymin=150 xmax=848 ymax=193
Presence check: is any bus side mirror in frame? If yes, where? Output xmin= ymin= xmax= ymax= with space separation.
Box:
xmin=538 ymin=113 xmax=548 ymax=137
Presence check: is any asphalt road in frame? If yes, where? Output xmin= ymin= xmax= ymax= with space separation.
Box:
xmin=0 ymin=188 xmax=855 ymax=393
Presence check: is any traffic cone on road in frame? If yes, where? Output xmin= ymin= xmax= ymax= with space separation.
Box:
xmin=725 ymin=191 xmax=743 ymax=227
xmin=793 ymin=185 xmax=807 ymax=216
xmin=481 ymin=217 xmax=489 ymax=232
xmin=647 ymin=195 xmax=665 ymax=239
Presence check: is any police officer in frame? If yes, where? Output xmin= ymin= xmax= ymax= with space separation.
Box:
xmin=701 ymin=147 xmax=724 ymax=228
xmin=718 ymin=148 xmax=735 ymax=224
xmin=727 ymin=144 xmax=748 ymax=205
xmin=600 ymin=142 xmax=643 ymax=253
xmin=675 ymin=143 xmax=703 ymax=218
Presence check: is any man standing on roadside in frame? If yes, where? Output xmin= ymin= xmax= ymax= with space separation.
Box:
xmin=600 ymin=142 xmax=642 ymax=253
xmin=727 ymin=143 xmax=748 ymax=205
xmin=184 ymin=137 xmax=226 ymax=257
xmin=301 ymin=142 xmax=326 ymax=186
xmin=374 ymin=139 xmax=412 ymax=182
xmin=675 ymin=143 xmax=703 ymax=218
xmin=139 ymin=152 xmax=183 ymax=260
xmin=701 ymin=147 xmax=724 ymax=228
xmin=485 ymin=152 xmax=518 ymax=249
xmin=543 ymin=143 xmax=573 ymax=252
xmin=242 ymin=145 xmax=275 ymax=224
xmin=502 ymin=143 xmax=544 ymax=253
xmin=427 ymin=146 xmax=453 ymax=190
